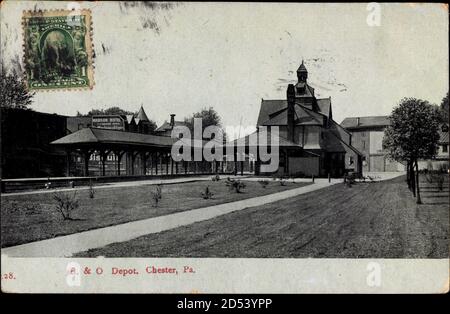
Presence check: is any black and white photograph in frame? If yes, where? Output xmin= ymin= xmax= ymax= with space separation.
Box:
xmin=0 ymin=1 xmax=448 ymax=294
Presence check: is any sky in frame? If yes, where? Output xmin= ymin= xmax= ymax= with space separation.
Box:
xmin=1 ymin=2 xmax=448 ymax=139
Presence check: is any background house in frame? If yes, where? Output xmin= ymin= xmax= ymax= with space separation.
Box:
xmin=341 ymin=116 xmax=406 ymax=172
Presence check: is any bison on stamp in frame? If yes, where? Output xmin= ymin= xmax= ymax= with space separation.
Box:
xmin=22 ymin=9 xmax=94 ymax=91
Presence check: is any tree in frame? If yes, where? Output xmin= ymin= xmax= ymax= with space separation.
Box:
xmin=383 ymin=98 xmax=440 ymax=204
xmin=184 ymin=107 xmax=226 ymax=140
xmin=77 ymin=106 xmax=135 ymax=116
xmin=0 ymin=71 xmax=34 ymax=109
xmin=440 ymin=92 xmax=449 ymax=123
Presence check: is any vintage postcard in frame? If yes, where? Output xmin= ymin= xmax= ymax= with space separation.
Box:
xmin=0 ymin=1 xmax=448 ymax=295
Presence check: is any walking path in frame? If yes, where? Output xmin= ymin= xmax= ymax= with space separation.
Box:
xmin=2 ymin=180 xmax=338 ymax=257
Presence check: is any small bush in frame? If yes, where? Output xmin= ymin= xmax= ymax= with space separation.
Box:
xmin=201 ymin=186 xmax=214 ymax=199
xmin=151 ymin=185 xmax=163 ymax=207
xmin=258 ymin=180 xmax=269 ymax=188
xmin=88 ymin=179 xmax=95 ymax=199
xmin=344 ymin=173 xmax=356 ymax=187
xmin=53 ymin=192 xmax=79 ymax=220
xmin=211 ymin=174 xmax=220 ymax=181
xmin=279 ymin=178 xmax=287 ymax=186
xmin=228 ymin=180 xmax=246 ymax=193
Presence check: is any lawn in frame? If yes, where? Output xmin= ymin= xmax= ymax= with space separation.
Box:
xmin=76 ymin=174 xmax=449 ymax=258
xmin=1 ymin=178 xmax=310 ymax=247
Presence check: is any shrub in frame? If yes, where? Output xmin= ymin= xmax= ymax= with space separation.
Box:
xmin=211 ymin=174 xmax=220 ymax=181
xmin=88 ymin=179 xmax=95 ymax=199
xmin=229 ymin=180 xmax=246 ymax=193
xmin=201 ymin=186 xmax=214 ymax=199
xmin=53 ymin=192 xmax=79 ymax=220
xmin=258 ymin=180 xmax=269 ymax=188
xmin=279 ymin=178 xmax=287 ymax=186
xmin=344 ymin=173 xmax=356 ymax=187
xmin=151 ymin=185 xmax=162 ymax=207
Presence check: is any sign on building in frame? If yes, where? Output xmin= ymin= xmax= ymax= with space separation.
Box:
xmin=91 ymin=115 xmax=125 ymax=130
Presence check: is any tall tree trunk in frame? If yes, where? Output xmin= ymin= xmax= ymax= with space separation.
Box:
xmin=411 ymin=161 xmax=416 ymax=197
xmin=406 ymin=161 xmax=411 ymax=190
xmin=415 ymin=159 xmax=422 ymax=204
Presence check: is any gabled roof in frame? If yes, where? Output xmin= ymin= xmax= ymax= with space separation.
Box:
xmin=317 ymin=98 xmax=332 ymax=118
xmin=155 ymin=120 xmax=188 ymax=132
xmin=260 ymin=103 xmax=324 ymax=127
xmin=227 ymin=131 xmax=303 ymax=148
xmin=51 ymin=127 xmax=175 ymax=147
xmin=295 ymin=105 xmax=324 ymax=125
xmin=257 ymin=99 xmax=288 ymax=126
xmin=258 ymin=98 xmax=327 ymax=127
xmin=341 ymin=116 xmax=390 ymax=129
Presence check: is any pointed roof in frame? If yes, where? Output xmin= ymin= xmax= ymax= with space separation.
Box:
xmin=297 ymin=60 xmax=307 ymax=73
xmin=136 ymin=106 xmax=149 ymax=122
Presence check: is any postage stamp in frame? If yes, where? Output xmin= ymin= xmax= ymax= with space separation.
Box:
xmin=22 ymin=9 xmax=94 ymax=91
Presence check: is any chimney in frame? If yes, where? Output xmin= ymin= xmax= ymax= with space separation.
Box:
xmin=356 ymin=117 xmax=360 ymax=126
xmin=170 ymin=114 xmax=175 ymax=128
xmin=287 ymin=84 xmax=296 ymax=142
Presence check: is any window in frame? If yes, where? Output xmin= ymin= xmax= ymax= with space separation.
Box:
xmin=443 ymin=145 xmax=448 ymax=153
xmin=361 ymin=132 xmax=366 ymax=137
xmin=349 ymin=156 xmax=354 ymax=165
xmin=362 ymin=140 xmax=366 ymax=150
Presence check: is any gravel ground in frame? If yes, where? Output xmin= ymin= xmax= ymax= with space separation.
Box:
xmin=77 ymin=175 xmax=449 ymax=258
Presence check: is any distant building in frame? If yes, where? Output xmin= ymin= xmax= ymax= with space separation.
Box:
xmin=67 ymin=106 xmax=153 ymax=134
xmin=1 ymin=107 xmax=67 ymax=178
xmin=251 ymin=61 xmax=362 ymax=177
xmin=341 ymin=116 xmax=406 ymax=172
xmin=154 ymin=114 xmax=188 ymax=137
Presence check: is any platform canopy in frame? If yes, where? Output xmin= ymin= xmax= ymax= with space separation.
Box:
xmin=51 ymin=127 xmax=176 ymax=150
